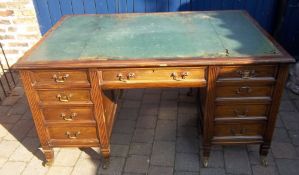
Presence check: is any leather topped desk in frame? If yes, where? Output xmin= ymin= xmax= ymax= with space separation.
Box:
xmin=13 ymin=11 xmax=295 ymax=168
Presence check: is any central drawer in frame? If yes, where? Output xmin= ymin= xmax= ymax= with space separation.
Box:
xmin=216 ymin=85 xmax=273 ymax=98
xmin=101 ymin=67 xmax=207 ymax=89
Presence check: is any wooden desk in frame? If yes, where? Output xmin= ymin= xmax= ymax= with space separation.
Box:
xmin=13 ymin=11 xmax=295 ymax=168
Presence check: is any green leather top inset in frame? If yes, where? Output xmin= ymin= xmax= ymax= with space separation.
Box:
xmin=24 ymin=11 xmax=281 ymax=62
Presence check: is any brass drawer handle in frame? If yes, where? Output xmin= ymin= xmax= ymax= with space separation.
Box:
xmin=127 ymin=72 xmax=135 ymax=80
xmin=65 ymin=131 xmax=80 ymax=139
xmin=233 ymin=109 xmax=248 ymax=118
xmin=53 ymin=73 xmax=69 ymax=83
xmin=237 ymin=70 xmax=256 ymax=79
xmin=230 ymin=128 xmax=246 ymax=136
xmin=61 ymin=112 xmax=77 ymax=121
xmin=236 ymin=86 xmax=252 ymax=94
xmin=116 ymin=72 xmax=135 ymax=82
xmin=171 ymin=72 xmax=190 ymax=81
xmin=56 ymin=94 xmax=72 ymax=102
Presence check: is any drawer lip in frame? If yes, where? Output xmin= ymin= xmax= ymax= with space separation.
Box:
xmin=45 ymin=121 xmax=96 ymax=127
xmin=49 ymin=139 xmax=99 ymax=147
xmin=211 ymin=136 xmax=264 ymax=144
xmin=214 ymin=117 xmax=267 ymax=122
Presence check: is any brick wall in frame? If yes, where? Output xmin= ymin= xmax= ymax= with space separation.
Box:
xmin=0 ymin=0 xmax=41 ymax=67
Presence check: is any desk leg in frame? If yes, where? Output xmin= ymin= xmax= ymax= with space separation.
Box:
xmin=43 ymin=147 xmax=54 ymax=166
xmin=259 ymin=144 xmax=270 ymax=167
xmin=89 ymin=69 xmax=111 ymax=169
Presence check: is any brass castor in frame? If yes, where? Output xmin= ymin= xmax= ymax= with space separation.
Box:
xmin=102 ymin=158 xmax=110 ymax=169
xmin=203 ymin=157 xmax=209 ymax=168
xmin=43 ymin=160 xmax=53 ymax=167
xmin=261 ymin=156 xmax=268 ymax=167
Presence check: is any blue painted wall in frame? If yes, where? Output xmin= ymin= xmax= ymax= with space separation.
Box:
xmin=33 ymin=0 xmax=278 ymax=35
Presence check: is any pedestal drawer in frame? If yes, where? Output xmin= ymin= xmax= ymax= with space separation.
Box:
xmin=218 ymin=65 xmax=277 ymax=80
xmin=48 ymin=126 xmax=97 ymax=140
xmin=214 ymin=122 xmax=265 ymax=137
xmin=43 ymin=107 xmax=94 ymax=122
xmin=29 ymin=70 xmax=90 ymax=88
xmin=215 ymin=104 xmax=269 ymax=120
xmin=37 ymin=89 xmax=91 ymax=104
xmin=216 ymin=85 xmax=273 ymax=98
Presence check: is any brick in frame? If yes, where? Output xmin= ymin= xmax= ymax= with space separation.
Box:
xmin=178 ymin=102 xmax=197 ymax=115
xmin=122 ymin=100 xmax=141 ymax=108
xmin=174 ymin=172 xmax=199 ymax=175
xmin=151 ymin=141 xmax=175 ymax=166
xmin=144 ymin=88 xmax=162 ymax=94
xmin=287 ymin=90 xmax=299 ymax=100
xmin=178 ymin=113 xmax=197 ymax=127
xmin=79 ymin=147 xmax=101 ymax=159
xmin=72 ymin=158 xmax=100 ymax=175
xmin=177 ymin=126 xmax=198 ymax=138
xmin=155 ymin=120 xmax=176 ymax=141
xmin=0 ymin=124 xmax=10 ymax=138
xmin=176 ymin=137 xmax=199 ymax=153
xmin=4 ymin=119 xmax=33 ymax=140
xmin=111 ymin=133 xmax=132 ymax=145
xmin=8 ymin=42 xmax=29 ymax=47
xmin=273 ymin=128 xmax=291 ymax=143
xmin=132 ymin=129 xmax=154 ymax=143
xmin=9 ymin=137 xmax=39 ymax=161
xmin=117 ymin=108 xmax=139 ymax=120
xmin=124 ymin=155 xmax=150 ymax=174
xmin=140 ymin=104 xmax=159 ymax=116
xmin=21 ymin=9 xmax=35 ymax=16
xmin=158 ymin=106 xmax=177 ymax=120
xmin=98 ymin=157 xmax=125 ymax=175
xmin=7 ymin=100 xmax=28 ymax=115
xmin=204 ymin=150 xmax=224 ymax=168
xmin=248 ymin=151 xmax=275 ymax=166
xmin=0 ymin=20 xmax=10 ymax=24
xmin=199 ymin=168 xmax=226 ymax=175
xmin=161 ymin=90 xmax=178 ymax=100
xmin=0 ymin=10 xmax=13 ymax=17
xmin=22 ymin=152 xmax=49 ymax=175
xmin=0 ymin=161 xmax=26 ymax=175
xmin=0 ymin=35 xmax=14 ymax=40
xmin=111 ymin=144 xmax=129 ymax=157
xmin=148 ymin=166 xmax=173 ymax=175
xmin=124 ymin=89 xmax=144 ymax=100
xmin=271 ymin=142 xmax=297 ymax=158
xmin=0 ymin=95 xmax=21 ymax=106
xmin=175 ymin=153 xmax=200 ymax=172
xmin=283 ymin=120 xmax=299 ymax=130
xmin=142 ymin=93 xmax=160 ymax=104
xmin=224 ymin=146 xmax=251 ymax=175
xmin=276 ymin=159 xmax=299 ymax=175
xmin=129 ymin=142 xmax=152 ymax=155
xmin=53 ymin=148 xmax=81 ymax=166
xmin=279 ymin=111 xmax=299 ymax=122
xmin=113 ymin=120 xmax=136 ymax=134
xmin=279 ymin=100 xmax=297 ymax=112
xmin=289 ymin=130 xmax=299 ymax=146
xmin=136 ymin=115 xmax=157 ymax=129
xmin=47 ymin=166 xmax=73 ymax=175
xmin=252 ymin=165 xmax=278 ymax=175
xmin=0 ymin=157 xmax=6 ymax=168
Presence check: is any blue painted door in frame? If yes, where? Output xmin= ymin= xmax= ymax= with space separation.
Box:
xmin=33 ymin=0 xmax=277 ymax=35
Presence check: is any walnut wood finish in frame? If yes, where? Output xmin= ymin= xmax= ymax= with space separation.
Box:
xmin=14 ymin=11 xmax=295 ymax=168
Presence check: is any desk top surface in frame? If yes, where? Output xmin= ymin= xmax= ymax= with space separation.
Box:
xmin=15 ymin=11 xmax=294 ymax=69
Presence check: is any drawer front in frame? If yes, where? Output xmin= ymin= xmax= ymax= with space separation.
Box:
xmin=214 ymin=122 xmax=265 ymax=137
xmin=38 ymin=90 xmax=91 ymax=104
xmin=215 ymin=104 xmax=269 ymax=119
xmin=101 ymin=67 xmax=206 ymax=88
xmin=218 ymin=65 xmax=277 ymax=80
xmin=48 ymin=126 xmax=97 ymax=140
xmin=43 ymin=107 xmax=94 ymax=122
xmin=216 ymin=85 xmax=273 ymax=98
xmin=30 ymin=70 xmax=89 ymax=87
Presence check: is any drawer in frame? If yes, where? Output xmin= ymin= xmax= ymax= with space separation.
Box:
xmin=101 ymin=67 xmax=206 ymax=89
xmin=216 ymin=85 xmax=273 ymax=98
xmin=214 ymin=122 xmax=265 ymax=137
xmin=43 ymin=107 xmax=94 ymax=122
xmin=37 ymin=89 xmax=91 ymax=104
xmin=218 ymin=65 xmax=277 ymax=81
xmin=215 ymin=104 xmax=269 ymax=120
xmin=29 ymin=70 xmax=89 ymax=88
xmin=48 ymin=126 xmax=97 ymax=140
